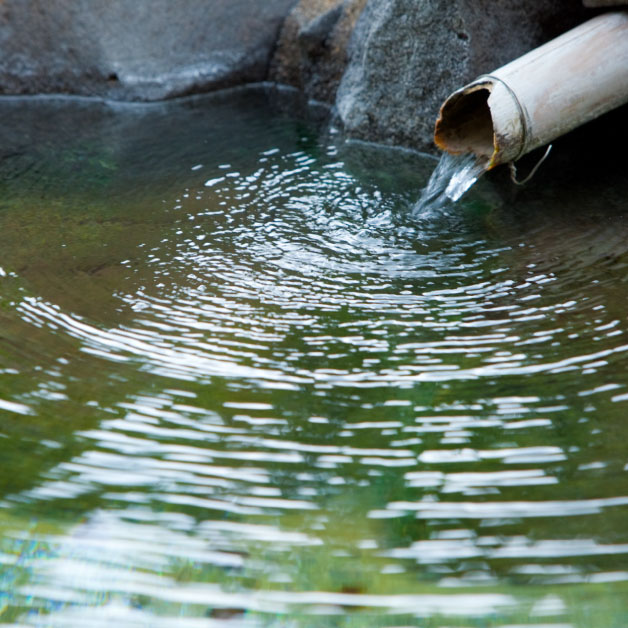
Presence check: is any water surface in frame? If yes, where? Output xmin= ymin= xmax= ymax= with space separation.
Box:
xmin=0 ymin=88 xmax=628 ymax=626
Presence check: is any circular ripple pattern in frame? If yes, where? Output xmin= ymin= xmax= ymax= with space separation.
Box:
xmin=0 ymin=90 xmax=628 ymax=626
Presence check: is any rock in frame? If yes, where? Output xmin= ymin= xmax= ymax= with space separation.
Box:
xmin=0 ymin=0 xmax=297 ymax=100
xmin=298 ymin=4 xmax=345 ymax=53
xmin=0 ymin=0 xmax=609 ymax=155
xmin=582 ymin=0 xmax=628 ymax=5
xmin=336 ymin=0 xmax=589 ymax=153
xmin=270 ymin=0 xmax=368 ymax=103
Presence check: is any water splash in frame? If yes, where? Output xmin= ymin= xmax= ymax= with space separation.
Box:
xmin=413 ymin=152 xmax=486 ymax=216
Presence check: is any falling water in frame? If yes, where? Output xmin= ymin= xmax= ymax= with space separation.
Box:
xmin=413 ymin=151 xmax=487 ymax=215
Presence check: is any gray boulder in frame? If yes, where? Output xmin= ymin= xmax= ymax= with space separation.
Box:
xmin=336 ymin=0 xmax=589 ymax=152
xmin=0 ymin=0 xmax=297 ymax=100
xmin=270 ymin=0 xmax=368 ymax=103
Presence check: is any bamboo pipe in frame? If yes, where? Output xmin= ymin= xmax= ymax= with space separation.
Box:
xmin=434 ymin=11 xmax=628 ymax=170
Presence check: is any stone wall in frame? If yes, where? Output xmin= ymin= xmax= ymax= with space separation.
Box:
xmin=0 ymin=0 xmax=608 ymax=151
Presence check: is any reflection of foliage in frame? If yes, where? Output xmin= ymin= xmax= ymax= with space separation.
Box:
xmin=2 ymin=517 xmax=627 ymax=628
xmin=164 ymin=526 xmax=628 ymax=628
xmin=0 ymin=513 xmax=63 ymax=624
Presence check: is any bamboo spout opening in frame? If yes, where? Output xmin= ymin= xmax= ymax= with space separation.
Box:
xmin=434 ymin=85 xmax=495 ymax=161
xmin=433 ymin=13 xmax=628 ymax=172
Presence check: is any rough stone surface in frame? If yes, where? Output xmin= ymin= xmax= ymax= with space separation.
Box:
xmin=0 ymin=0 xmax=297 ymax=100
xmin=336 ymin=0 xmax=590 ymax=153
xmin=0 ymin=0 xmax=613 ymax=155
xmin=270 ymin=0 xmax=368 ymax=103
xmin=583 ymin=0 xmax=628 ymax=6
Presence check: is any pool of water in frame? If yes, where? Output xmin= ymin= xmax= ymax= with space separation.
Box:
xmin=1 ymin=87 xmax=627 ymax=627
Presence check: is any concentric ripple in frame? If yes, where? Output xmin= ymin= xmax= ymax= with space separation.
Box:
xmin=1 ymin=89 xmax=628 ymax=626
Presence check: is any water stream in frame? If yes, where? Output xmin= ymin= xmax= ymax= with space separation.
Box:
xmin=413 ymin=152 xmax=487 ymax=215
xmin=0 ymin=89 xmax=628 ymax=626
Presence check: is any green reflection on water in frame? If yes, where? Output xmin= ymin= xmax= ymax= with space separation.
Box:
xmin=0 ymin=88 xmax=628 ymax=626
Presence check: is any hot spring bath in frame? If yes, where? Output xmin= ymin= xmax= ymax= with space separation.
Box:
xmin=0 ymin=88 xmax=627 ymax=626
